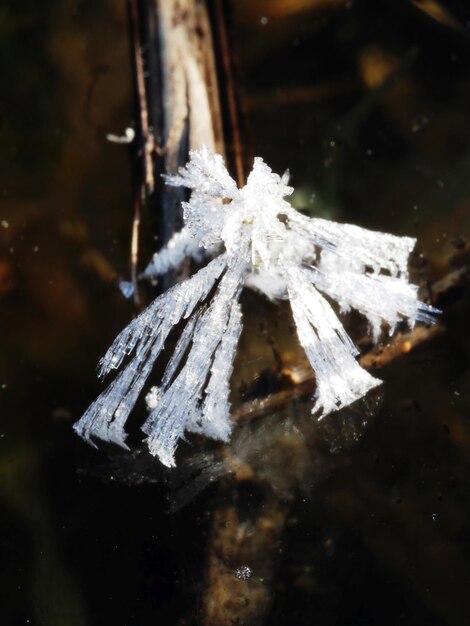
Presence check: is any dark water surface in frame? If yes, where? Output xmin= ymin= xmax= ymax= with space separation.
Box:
xmin=1 ymin=1 xmax=470 ymax=625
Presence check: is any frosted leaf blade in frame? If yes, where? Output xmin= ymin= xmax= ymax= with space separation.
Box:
xmin=74 ymin=254 xmax=228 ymax=449
xmin=286 ymin=265 xmax=381 ymax=417
xmin=201 ymin=300 xmax=243 ymax=441
xmin=142 ymin=250 xmax=248 ymax=466
xmin=307 ymin=267 xmax=439 ymax=340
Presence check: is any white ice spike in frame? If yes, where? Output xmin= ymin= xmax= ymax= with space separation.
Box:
xmin=74 ymin=147 xmax=439 ymax=466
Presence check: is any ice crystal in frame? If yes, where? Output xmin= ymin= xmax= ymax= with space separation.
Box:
xmin=74 ymin=146 xmax=439 ymax=467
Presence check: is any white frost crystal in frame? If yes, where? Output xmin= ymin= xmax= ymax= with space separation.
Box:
xmin=74 ymin=146 xmax=438 ymax=466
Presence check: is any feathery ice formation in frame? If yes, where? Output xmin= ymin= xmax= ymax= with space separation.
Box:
xmin=74 ymin=147 xmax=439 ymax=467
